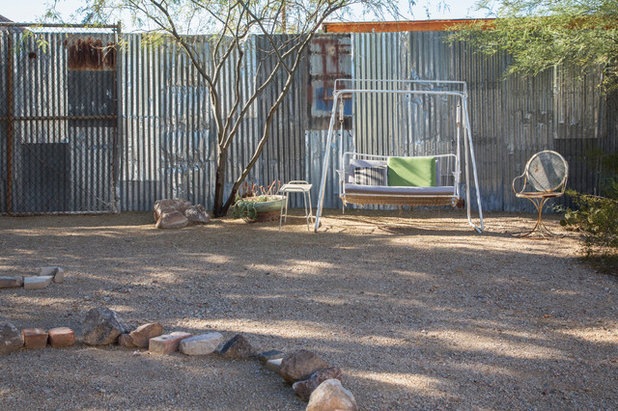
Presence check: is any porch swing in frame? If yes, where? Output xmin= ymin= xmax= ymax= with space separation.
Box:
xmin=314 ymin=79 xmax=484 ymax=232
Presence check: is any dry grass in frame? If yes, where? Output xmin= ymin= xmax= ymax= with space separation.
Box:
xmin=0 ymin=209 xmax=616 ymax=410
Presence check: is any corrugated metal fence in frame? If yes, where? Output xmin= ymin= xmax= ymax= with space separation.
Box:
xmin=1 ymin=26 xmax=615 ymax=214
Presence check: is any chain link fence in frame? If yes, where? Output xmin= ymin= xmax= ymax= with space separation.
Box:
xmin=0 ymin=23 xmax=121 ymax=214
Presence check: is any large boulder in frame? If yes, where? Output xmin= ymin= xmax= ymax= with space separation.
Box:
xmin=279 ymin=350 xmax=330 ymax=383
xmin=82 ymin=308 xmax=128 ymax=346
xmin=154 ymin=198 xmax=192 ymax=220
xmin=0 ymin=321 xmax=23 ymax=355
xmin=154 ymin=199 xmax=213 ymax=229
xmin=306 ymin=379 xmax=357 ymax=411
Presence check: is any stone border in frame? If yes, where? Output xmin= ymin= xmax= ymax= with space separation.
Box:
xmin=0 ymin=307 xmax=358 ymax=410
xmin=0 ymin=267 xmax=64 ymax=290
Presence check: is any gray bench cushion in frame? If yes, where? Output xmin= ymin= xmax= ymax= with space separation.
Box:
xmin=344 ymin=184 xmax=455 ymax=196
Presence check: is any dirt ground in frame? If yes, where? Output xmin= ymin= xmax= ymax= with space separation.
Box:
xmin=0 ymin=209 xmax=616 ymax=410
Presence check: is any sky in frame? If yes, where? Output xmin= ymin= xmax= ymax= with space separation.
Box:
xmin=1 ymin=0 xmax=489 ymax=28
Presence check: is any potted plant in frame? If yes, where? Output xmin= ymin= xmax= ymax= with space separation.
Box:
xmin=231 ymin=181 xmax=285 ymax=222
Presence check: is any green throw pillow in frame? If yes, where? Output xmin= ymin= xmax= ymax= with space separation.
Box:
xmin=387 ymin=156 xmax=437 ymax=187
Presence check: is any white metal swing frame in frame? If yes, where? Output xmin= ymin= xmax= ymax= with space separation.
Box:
xmin=314 ymin=79 xmax=485 ymax=233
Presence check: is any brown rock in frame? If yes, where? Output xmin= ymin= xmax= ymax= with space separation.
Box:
xmin=279 ymin=350 xmax=330 ymax=383
xmin=48 ymin=327 xmax=75 ymax=348
xmin=0 ymin=321 xmax=23 ymax=355
xmin=293 ymin=367 xmax=342 ymax=401
xmin=218 ymin=334 xmax=256 ymax=359
xmin=22 ymin=328 xmax=48 ymax=349
xmin=148 ymin=332 xmax=192 ymax=354
xmin=0 ymin=276 xmax=23 ymax=288
xmin=306 ymin=379 xmax=357 ymax=411
xmin=118 ymin=333 xmax=137 ymax=348
xmin=155 ymin=211 xmax=189 ymax=229
xmin=154 ymin=198 xmax=192 ymax=220
xmin=129 ymin=322 xmax=163 ymax=348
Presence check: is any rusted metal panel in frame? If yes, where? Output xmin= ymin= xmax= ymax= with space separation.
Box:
xmin=323 ymin=19 xmax=495 ymax=33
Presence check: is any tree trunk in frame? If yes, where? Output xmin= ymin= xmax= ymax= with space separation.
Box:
xmin=212 ymin=146 xmax=227 ymax=217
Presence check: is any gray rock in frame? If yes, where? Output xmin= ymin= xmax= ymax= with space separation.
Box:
xmin=0 ymin=321 xmax=23 ymax=355
xmin=218 ymin=334 xmax=256 ymax=359
xmin=23 ymin=276 xmax=53 ymax=290
xmin=0 ymin=276 xmax=23 ymax=288
xmin=306 ymin=379 xmax=357 ymax=411
xmin=128 ymin=322 xmax=163 ymax=348
xmin=265 ymin=358 xmax=283 ymax=373
xmin=38 ymin=266 xmax=58 ymax=276
xmin=82 ymin=307 xmax=128 ymax=346
xmin=184 ymin=204 xmax=211 ymax=224
xmin=179 ymin=332 xmax=223 ymax=355
xmin=293 ymin=367 xmax=342 ymax=401
xmin=279 ymin=350 xmax=330 ymax=383
xmin=257 ymin=349 xmax=285 ymax=363
xmin=53 ymin=268 xmax=65 ymax=283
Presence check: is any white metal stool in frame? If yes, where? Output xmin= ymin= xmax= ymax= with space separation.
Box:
xmin=279 ymin=180 xmax=313 ymax=231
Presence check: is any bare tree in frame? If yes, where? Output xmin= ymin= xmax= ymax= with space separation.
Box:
xmin=53 ymin=0 xmax=400 ymax=216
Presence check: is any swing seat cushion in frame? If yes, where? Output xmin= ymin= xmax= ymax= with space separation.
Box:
xmin=387 ymin=156 xmax=437 ymax=187
xmin=344 ymin=184 xmax=454 ymax=196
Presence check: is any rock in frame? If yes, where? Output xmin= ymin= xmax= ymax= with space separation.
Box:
xmin=179 ymin=332 xmax=223 ymax=355
xmin=118 ymin=333 xmax=137 ymax=348
xmin=293 ymin=367 xmax=342 ymax=401
xmin=218 ymin=334 xmax=256 ymax=359
xmin=154 ymin=198 xmax=192 ymax=219
xmin=257 ymin=349 xmax=285 ymax=363
xmin=154 ymin=199 xmax=192 ymax=229
xmin=82 ymin=307 xmax=128 ymax=346
xmin=155 ymin=211 xmax=189 ymax=229
xmin=38 ymin=266 xmax=58 ymax=276
xmin=0 ymin=276 xmax=23 ymax=288
xmin=279 ymin=350 xmax=330 ymax=383
xmin=39 ymin=267 xmax=64 ymax=283
xmin=184 ymin=204 xmax=210 ymax=224
xmin=48 ymin=327 xmax=75 ymax=347
xmin=129 ymin=322 xmax=163 ymax=348
xmin=53 ymin=268 xmax=65 ymax=283
xmin=306 ymin=379 xmax=357 ymax=411
xmin=23 ymin=276 xmax=53 ymax=290
xmin=149 ymin=332 xmax=192 ymax=354
xmin=22 ymin=328 xmax=48 ymax=349
xmin=0 ymin=321 xmax=23 ymax=355
xmin=265 ymin=358 xmax=283 ymax=373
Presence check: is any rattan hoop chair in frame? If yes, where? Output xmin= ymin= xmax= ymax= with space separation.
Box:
xmin=512 ymin=150 xmax=568 ymax=237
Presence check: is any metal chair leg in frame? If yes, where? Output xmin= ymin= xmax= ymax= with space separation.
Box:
xmin=279 ymin=193 xmax=287 ymax=232
xmin=513 ymin=197 xmax=563 ymax=238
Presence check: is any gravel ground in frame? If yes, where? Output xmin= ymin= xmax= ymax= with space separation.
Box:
xmin=0 ymin=210 xmax=616 ymax=410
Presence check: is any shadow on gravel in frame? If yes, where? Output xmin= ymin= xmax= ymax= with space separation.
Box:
xmin=0 ymin=211 xmax=615 ymax=409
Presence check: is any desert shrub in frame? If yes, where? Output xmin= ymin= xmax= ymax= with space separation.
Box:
xmin=561 ymin=184 xmax=618 ymax=273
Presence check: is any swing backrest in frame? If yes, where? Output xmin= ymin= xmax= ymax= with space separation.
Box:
xmin=342 ymin=152 xmax=457 ymax=188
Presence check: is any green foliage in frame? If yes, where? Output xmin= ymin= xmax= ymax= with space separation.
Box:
xmin=561 ymin=186 xmax=618 ymax=272
xmin=231 ymin=195 xmax=259 ymax=221
xmin=450 ymin=0 xmax=618 ymax=92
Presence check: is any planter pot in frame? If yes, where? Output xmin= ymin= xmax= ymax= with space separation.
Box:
xmin=233 ymin=195 xmax=285 ymax=222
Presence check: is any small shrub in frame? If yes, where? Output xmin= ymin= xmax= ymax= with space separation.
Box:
xmin=561 ymin=186 xmax=618 ymax=274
